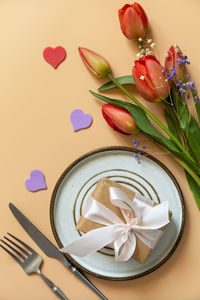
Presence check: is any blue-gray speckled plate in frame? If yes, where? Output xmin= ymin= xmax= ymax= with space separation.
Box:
xmin=50 ymin=147 xmax=185 ymax=280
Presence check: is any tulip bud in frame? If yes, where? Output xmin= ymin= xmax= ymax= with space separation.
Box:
xmin=118 ymin=3 xmax=149 ymax=40
xmin=165 ymin=44 xmax=185 ymax=81
xmin=78 ymin=47 xmax=111 ymax=78
xmin=102 ymin=104 xmax=139 ymax=135
xmin=132 ymin=55 xmax=170 ymax=102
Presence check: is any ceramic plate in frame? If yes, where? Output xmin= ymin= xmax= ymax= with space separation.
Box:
xmin=50 ymin=147 xmax=185 ymax=280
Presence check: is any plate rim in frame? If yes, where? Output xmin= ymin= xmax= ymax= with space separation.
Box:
xmin=50 ymin=146 xmax=185 ymax=281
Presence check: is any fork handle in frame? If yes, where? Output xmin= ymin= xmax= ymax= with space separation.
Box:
xmin=37 ymin=270 xmax=69 ymax=300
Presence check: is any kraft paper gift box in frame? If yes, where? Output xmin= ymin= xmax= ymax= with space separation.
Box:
xmin=76 ymin=177 xmax=171 ymax=264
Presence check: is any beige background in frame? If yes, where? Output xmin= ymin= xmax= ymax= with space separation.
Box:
xmin=0 ymin=0 xmax=200 ymax=299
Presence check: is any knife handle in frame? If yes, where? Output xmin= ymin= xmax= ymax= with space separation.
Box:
xmin=71 ymin=266 xmax=108 ymax=300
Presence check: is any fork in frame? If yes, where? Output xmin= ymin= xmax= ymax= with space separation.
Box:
xmin=0 ymin=233 xmax=69 ymax=300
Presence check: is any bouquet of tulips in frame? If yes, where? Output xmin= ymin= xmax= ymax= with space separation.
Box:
xmin=78 ymin=3 xmax=200 ymax=209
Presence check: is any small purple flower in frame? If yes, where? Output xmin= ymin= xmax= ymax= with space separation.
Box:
xmin=179 ymin=87 xmax=186 ymax=94
xmin=186 ymin=83 xmax=190 ymax=89
xmin=177 ymin=59 xmax=182 ymax=66
xmin=132 ymin=141 xmax=147 ymax=164
xmin=170 ymin=70 xmax=177 ymax=78
xmin=177 ymin=55 xmax=190 ymax=66
xmin=133 ymin=140 xmax=139 ymax=148
xmin=185 ymin=80 xmax=196 ymax=90
xmin=165 ymin=73 xmax=171 ymax=80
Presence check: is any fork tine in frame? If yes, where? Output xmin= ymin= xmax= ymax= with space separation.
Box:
xmin=0 ymin=244 xmax=22 ymax=264
xmin=7 ymin=233 xmax=34 ymax=253
xmin=4 ymin=236 xmax=29 ymax=256
xmin=1 ymin=239 xmax=25 ymax=260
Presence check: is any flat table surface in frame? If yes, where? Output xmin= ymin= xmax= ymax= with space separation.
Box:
xmin=0 ymin=1 xmax=200 ymax=300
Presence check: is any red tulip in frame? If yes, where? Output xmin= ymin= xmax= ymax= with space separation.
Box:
xmin=132 ymin=55 xmax=170 ymax=102
xmin=165 ymin=44 xmax=185 ymax=81
xmin=118 ymin=3 xmax=149 ymax=40
xmin=102 ymin=104 xmax=139 ymax=135
xmin=78 ymin=47 xmax=111 ymax=78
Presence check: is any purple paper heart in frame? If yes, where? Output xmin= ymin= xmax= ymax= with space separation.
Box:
xmin=70 ymin=109 xmax=93 ymax=131
xmin=25 ymin=170 xmax=47 ymax=192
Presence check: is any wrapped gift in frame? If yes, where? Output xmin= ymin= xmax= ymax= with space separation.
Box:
xmin=60 ymin=177 xmax=171 ymax=264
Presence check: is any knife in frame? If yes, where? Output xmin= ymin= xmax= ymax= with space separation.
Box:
xmin=9 ymin=203 xmax=108 ymax=300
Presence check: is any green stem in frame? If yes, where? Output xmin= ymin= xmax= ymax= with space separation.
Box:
xmin=172 ymin=156 xmax=200 ymax=186
xmin=107 ymin=73 xmax=195 ymax=164
xmin=163 ymin=147 xmax=200 ymax=187
xmin=146 ymin=133 xmax=200 ymax=187
xmin=138 ymin=40 xmax=144 ymax=51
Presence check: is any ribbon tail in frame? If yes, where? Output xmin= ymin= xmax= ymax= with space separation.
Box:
xmin=60 ymin=224 xmax=123 ymax=257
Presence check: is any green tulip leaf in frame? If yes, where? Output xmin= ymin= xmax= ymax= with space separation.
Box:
xmin=170 ymin=86 xmax=180 ymax=111
xmin=164 ymin=109 xmax=182 ymax=143
xmin=127 ymin=105 xmax=181 ymax=152
xmin=90 ymin=90 xmax=133 ymax=107
xmin=164 ymin=102 xmax=181 ymax=129
xmin=188 ymin=116 xmax=200 ymax=161
xmin=98 ymin=75 xmax=134 ymax=91
xmin=185 ymin=171 xmax=200 ymax=209
xmin=179 ymin=102 xmax=190 ymax=133
xmin=129 ymin=105 xmax=199 ymax=172
xmin=170 ymin=86 xmax=190 ymax=134
xmin=167 ymin=88 xmax=200 ymax=164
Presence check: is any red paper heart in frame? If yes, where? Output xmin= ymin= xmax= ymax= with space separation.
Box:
xmin=43 ymin=46 xmax=66 ymax=69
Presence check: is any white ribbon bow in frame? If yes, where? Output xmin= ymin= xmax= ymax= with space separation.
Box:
xmin=60 ymin=187 xmax=169 ymax=262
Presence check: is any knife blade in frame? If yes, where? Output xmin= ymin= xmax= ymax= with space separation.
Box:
xmin=9 ymin=202 xmax=70 ymax=266
xmin=9 ymin=202 xmax=108 ymax=300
